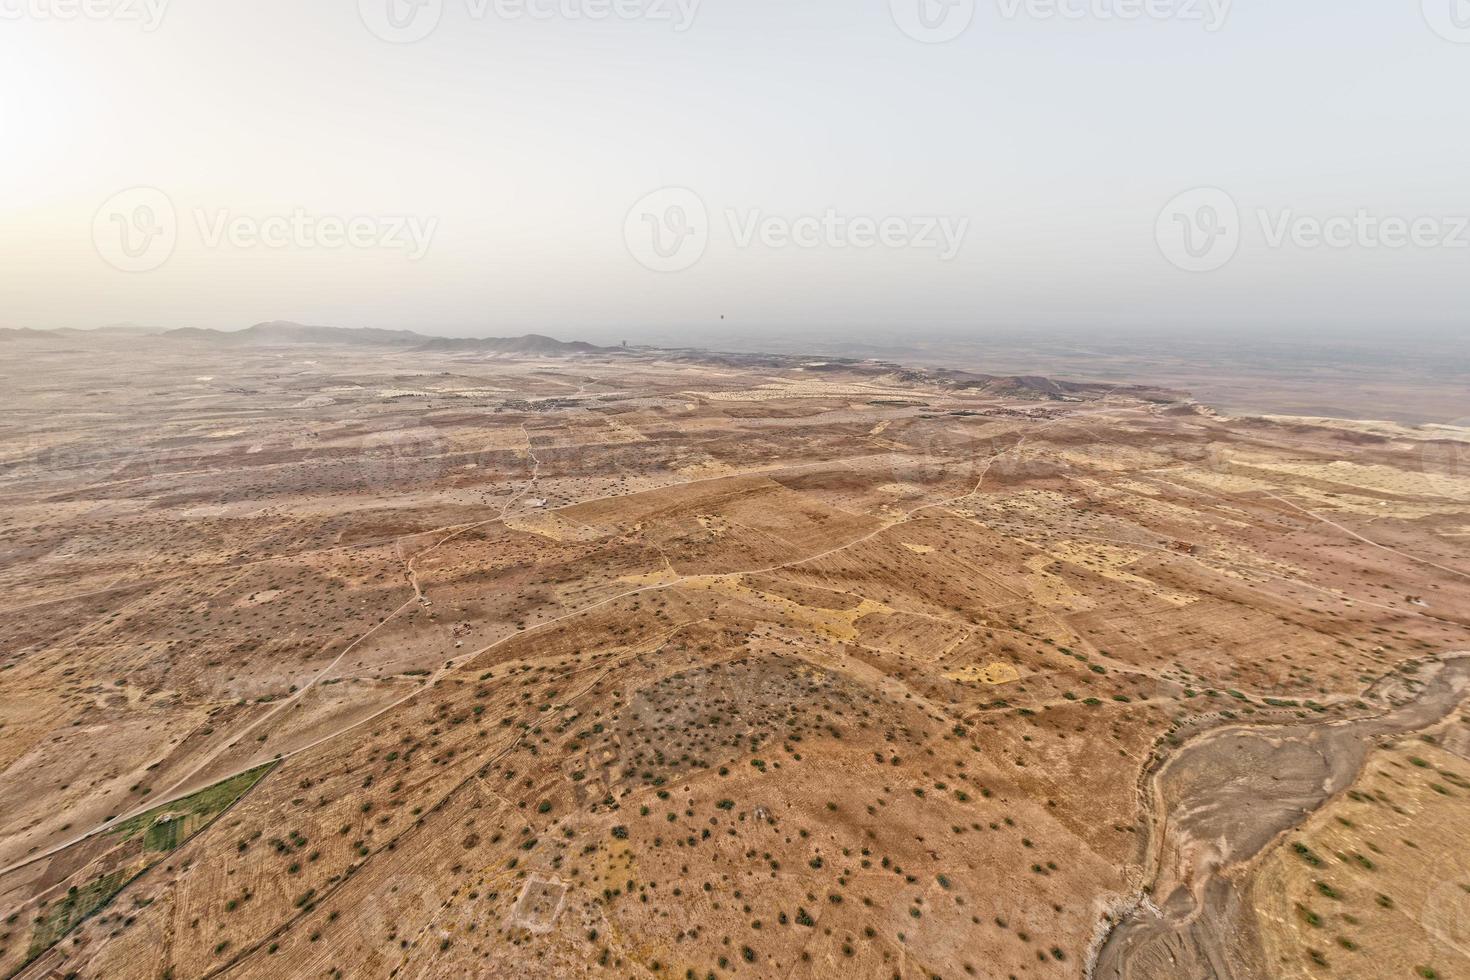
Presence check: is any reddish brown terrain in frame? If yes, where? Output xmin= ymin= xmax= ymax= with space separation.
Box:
xmin=1 ymin=329 xmax=1467 ymax=980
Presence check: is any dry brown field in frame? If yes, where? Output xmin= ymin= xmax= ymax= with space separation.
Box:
xmin=1 ymin=333 xmax=1467 ymax=980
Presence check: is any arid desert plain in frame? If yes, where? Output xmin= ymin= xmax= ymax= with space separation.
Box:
xmin=2 ymin=328 xmax=1469 ymax=980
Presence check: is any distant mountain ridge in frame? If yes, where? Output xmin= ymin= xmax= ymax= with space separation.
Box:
xmin=163 ymin=321 xmax=427 ymax=347
xmin=1 ymin=321 xmax=614 ymax=356
xmin=416 ymin=334 xmax=610 ymax=355
xmin=0 ymin=323 xmax=1182 ymax=402
xmin=151 ymin=322 xmax=612 ymax=355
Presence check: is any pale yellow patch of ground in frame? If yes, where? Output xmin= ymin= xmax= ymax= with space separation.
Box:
xmin=1185 ymin=453 xmax=1470 ymax=517
xmin=1202 ymin=540 xmax=1339 ymax=589
xmin=602 ymin=418 xmax=649 ymax=444
xmin=1078 ymin=478 xmax=1254 ymax=531
xmin=534 ymin=424 xmax=647 ymax=450
xmin=1027 ymin=542 xmax=1198 ymax=607
xmin=678 ymin=574 xmax=892 ymax=642
xmin=444 ymin=428 xmax=529 ymax=454
xmin=674 ymin=456 xmax=739 ymax=479
xmin=1294 ymin=492 xmax=1468 ymax=520
xmin=696 ymin=514 xmax=731 ymax=537
xmin=869 ymin=420 xmax=891 ymax=436
xmin=1262 ymin=414 xmax=1470 ymax=443
xmin=1249 ymin=459 xmax=1470 ymax=501
xmin=1058 ymin=447 xmax=1179 ymax=472
xmin=945 ymin=662 xmax=1021 ymax=685
xmin=1136 ymin=496 xmax=1254 ymax=532
xmin=505 ymin=512 xmax=605 ymax=542
xmin=1022 ymin=555 xmax=1099 ymax=611
xmin=1108 ymin=478 xmax=1163 ymax=497
xmin=1069 ymin=540 xmax=1199 ymax=606
xmin=902 ymin=543 xmax=935 ymax=554
xmin=990 ymin=487 xmax=1076 ymax=513
xmin=1250 ymin=740 xmax=1470 ymax=980
xmin=616 ymin=569 xmax=684 ymax=589
xmin=1171 ymin=465 xmax=1284 ymax=496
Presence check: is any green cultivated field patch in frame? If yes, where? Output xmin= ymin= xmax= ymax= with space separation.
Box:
xmin=111 ymin=763 xmax=276 ymax=852
xmin=20 ymin=763 xmax=277 ymax=970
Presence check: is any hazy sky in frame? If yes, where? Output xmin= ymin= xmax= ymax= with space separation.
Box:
xmin=2 ymin=0 xmax=1467 ymax=341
